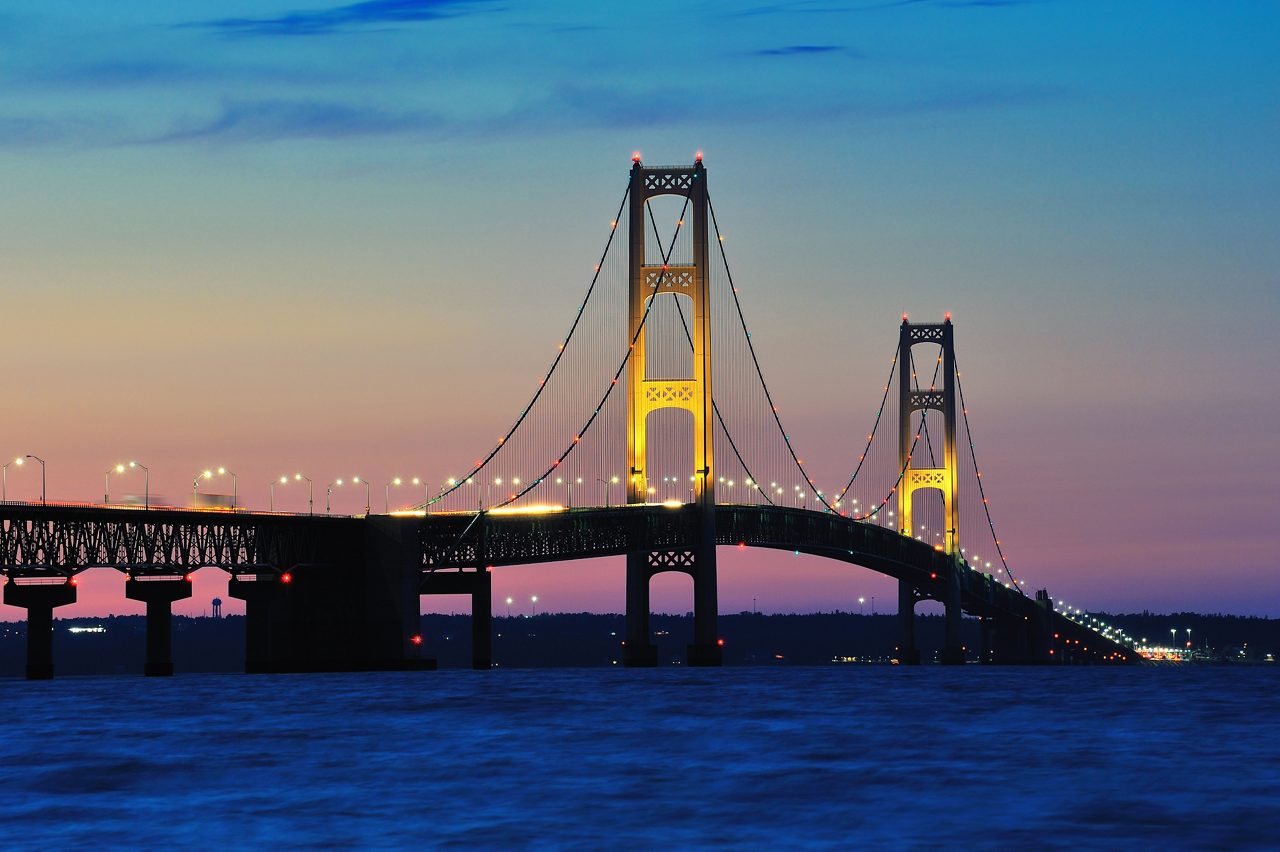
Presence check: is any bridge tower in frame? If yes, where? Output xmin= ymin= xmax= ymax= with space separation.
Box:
xmin=896 ymin=316 xmax=964 ymax=665
xmin=624 ymin=156 xmax=720 ymax=667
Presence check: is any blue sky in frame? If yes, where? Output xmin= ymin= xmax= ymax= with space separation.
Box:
xmin=2 ymin=0 xmax=1278 ymax=617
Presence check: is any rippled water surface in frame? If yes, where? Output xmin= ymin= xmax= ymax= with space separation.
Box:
xmin=1 ymin=666 xmax=1277 ymax=848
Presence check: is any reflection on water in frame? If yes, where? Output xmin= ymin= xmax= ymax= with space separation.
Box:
xmin=1 ymin=667 xmax=1276 ymax=847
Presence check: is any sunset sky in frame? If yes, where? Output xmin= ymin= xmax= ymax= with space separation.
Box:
xmin=2 ymin=0 xmax=1277 ymax=619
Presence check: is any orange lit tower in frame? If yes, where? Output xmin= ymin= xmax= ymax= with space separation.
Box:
xmin=896 ymin=315 xmax=963 ymax=665
xmin=623 ymin=155 xmax=719 ymax=667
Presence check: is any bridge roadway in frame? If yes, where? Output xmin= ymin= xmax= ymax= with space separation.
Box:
xmin=0 ymin=501 xmax=1138 ymax=677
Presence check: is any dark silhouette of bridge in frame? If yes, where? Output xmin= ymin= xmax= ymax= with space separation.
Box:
xmin=1 ymin=157 xmax=1141 ymax=678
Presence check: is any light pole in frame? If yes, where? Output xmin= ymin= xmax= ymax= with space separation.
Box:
xmin=1186 ymin=627 xmax=1192 ymax=650
xmin=355 ymin=476 xmax=369 ymax=515
xmin=506 ymin=596 xmax=513 ymax=617
xmin=195 ymin=467 xmax=237 ymax=510
xmin=858 ymin=596 xmax=866 ymax=616
xmin=386 ymin=477 xmax=425 ymax=512
xmin=326 ymin=479 xmax=343 ymax=514
xmin=598 ymin=476 xmax=619 ymax=508
xmin=288 ymin=473 xmax=313 ymax=515
xmin=111 ymin=461 xmax=149 ymax=509
xmin=1170 ymin=628 xmax=1177 ymax=651
xmin=531 ymin=595 xmax=538 ymax=616
xmin=2 ymin=457 xmax=23 ymax=502
xmin=20 ymin=450 xmax=44 ymax=504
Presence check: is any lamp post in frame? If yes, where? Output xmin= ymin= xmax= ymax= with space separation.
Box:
xmin=110 ymin=461 xmax=149 ymax=509
xmin=858 ymin=596 xmax=866 ymax=616
xmin=505 ymin=596 xmax=513 ymax=617
xmin=326 ymin=479 xmax=341 ymax=514
xmin=2 ymin=457 xmax=23 ymax=502
xmin=385 ymin=476 xmax=426 ymax=512
xmin=277 ymin=470 xmax=309 ymax=511
xmin=194 ymin=467 xmax=237 ymax=510
xmin=531 ymin=595 xmax=538 ymax=616
xmin=354 ymin=476 xmax=369 ymax=515
xmin=598 ymin=476 xmax=619 ymax=508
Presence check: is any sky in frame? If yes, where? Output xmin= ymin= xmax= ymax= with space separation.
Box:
xmin=2 ymin=0 xmax=1278 ymax=619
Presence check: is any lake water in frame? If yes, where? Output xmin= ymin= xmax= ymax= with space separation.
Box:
xmin=1 ymin=666 xmax=1276 ymax=848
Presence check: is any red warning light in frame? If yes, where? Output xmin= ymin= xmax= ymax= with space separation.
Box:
xmin=930 ymin=572 xmax=938 ymax=580
xmin=902 ymin=312 xmax=909 ymax=322
xmin=411 ymin=634 xmax=423 ymax=646
xmin=944 ymin=311 xmax=952 ymax=321
xmin=280 ymin=572 xmax=293 ymax=584
xmin=632 ymin=151 xmax=642 ymax=163
xmin=185 ymin=573 xmax=194 ymax=582
xmin=716 ymin=638 xmax=725 ymax=647
xmin=694 ymin=150 xmax=703 ymax=161
xmin=69 ymin=577 xmax=79 ymax=587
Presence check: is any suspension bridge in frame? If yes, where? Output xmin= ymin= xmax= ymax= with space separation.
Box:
xmin=0 ymin=156 xmax=1141 ymax=678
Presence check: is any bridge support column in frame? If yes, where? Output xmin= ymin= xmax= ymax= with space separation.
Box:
xmin=897 ymin=580 xmax=920 ymax=665
xmin=687 ymin=538 xmax=721 ymax=667
xmin=471 ymin=570 xmax=492 ymax=670
xmin=420 ymin=570 xmax=490 ymax=670
xmin=4 ymin=581 xmax=77 ymax=680
xmin=228 ymin=574 xmax=292 ymax=674
xmin=940 ymin=570 xmax=965 ymax=665
xmin=125 ymin=577 xmax=193 ymax=676
xmin=624 ymin=554 xmax=657 ymax=667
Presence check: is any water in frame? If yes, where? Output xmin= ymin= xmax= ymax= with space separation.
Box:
xmin=1 ymin=666 xmax=1276 ymax=848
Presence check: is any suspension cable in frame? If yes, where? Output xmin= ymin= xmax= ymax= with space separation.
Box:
xmin=419 ymin=186 xmax=630 ymax=508
xmin=954 ymin=355 xmax=1023 ymax=593
xmin=644 ymin=203 xmax=775 ymax=506
xmin=494 ymin=194 xmax=693 ymax=508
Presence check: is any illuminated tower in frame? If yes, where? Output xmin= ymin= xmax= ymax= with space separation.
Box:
xmin=624 ymin=155 xmax=719 ymax=667
xmin=625 ymin=155 xmax=714 ymax=507
xmin=897 ymin=316 xmax=958 ymax=554
xmin=896 ymin=315 xmax=963 ymax=665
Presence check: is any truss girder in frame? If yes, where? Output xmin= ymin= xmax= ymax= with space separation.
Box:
xmin=0 ymin=506 xmax=356 ymax=577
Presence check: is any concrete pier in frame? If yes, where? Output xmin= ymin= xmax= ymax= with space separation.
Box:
xmin=4 ymin=580 xmax=77 ymax=680
xmin=125 ymin=576 xmax=193 ymax=676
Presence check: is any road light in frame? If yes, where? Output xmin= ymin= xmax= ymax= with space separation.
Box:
xmin=858 ymin=596 xmax=866 ymax=616
xmin=2 ymin=457 xmax=23 ymax=502
xmin=326 ymin=478 xmax=343 ymax=514
xmin=281 ymin=473 xmax=313 ymax=515
xmin=386 ymin=476 xmax=426 ymax=513
xmin=109 ymin=461 xmax=149 ymax=509
xmin=354 ymin=476 xmax=370 ymax=515
xmin=194 ymin=466 xmax=237 ymax=510
xmin=505 ymin=596 xmax=513 ymax=617
xmin=598 ymin=476 xmax=619 ymax=508
xmin=531 ymin=595 xmax=538 ymax=616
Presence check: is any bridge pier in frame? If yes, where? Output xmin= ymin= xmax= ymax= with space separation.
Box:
xmin=623 ymin=554 xmax=658 ymax=667
xmin=896 ymin=580 xmax=921 ymax=665
xmin=941 ymin=570 xmax=965 ymax=665
xmin=125 ymin=577 xmax=193 ymax=676
xmin=4 ymin=580 xmax=77 ymax=680
xmin=229 ymin=574 xmax=293 ymax=673
xmin=419 ymin=570 xmax=491 ymax=670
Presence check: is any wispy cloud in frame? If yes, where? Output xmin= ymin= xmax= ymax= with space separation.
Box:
xmin=188 ymin=0 xmax=497 ymax=37
xmin=148 ymin=100 xmax=446 ymax=144
xmin=753 ymin=45 xmax=847 ymax=57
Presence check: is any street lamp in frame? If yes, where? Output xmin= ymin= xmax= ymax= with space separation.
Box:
xmin=531 ymin=595 xmax=538 ymax=616
xmin=598 ymin=476 xmax=619 ymax=508
xmin=194 ymin=467 xmax=237 ymax=510
xmin=354 ymin=476 xmax=370 ymax=515
xmin=2 ymin=457 xmax=24 ymax=502
xmin=384 ymin=473 xmax=419 ymax=506
xmin=858 ymin=596 xmax=866 ymax=616
xmin=281 ymin=473 xmax=313 ymax=515
xmin=505 ymin=596 xmax=513 ymax=617
xmin=109 ymin=461 xmax=149 ymax=509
